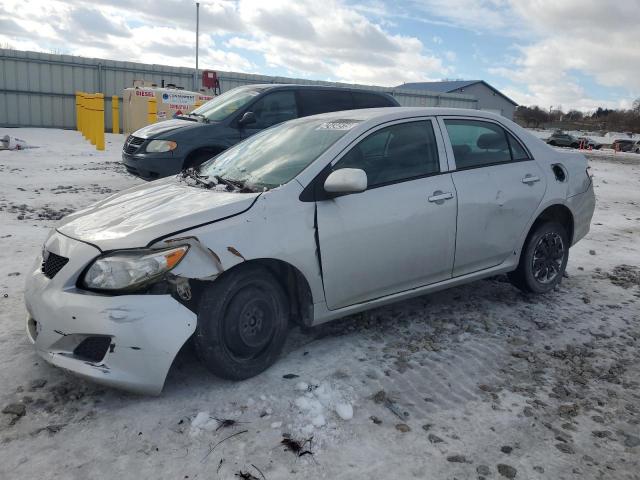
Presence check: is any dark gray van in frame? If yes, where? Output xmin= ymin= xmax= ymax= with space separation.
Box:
xmin=122 ymin=84 xmax=400 ymax=180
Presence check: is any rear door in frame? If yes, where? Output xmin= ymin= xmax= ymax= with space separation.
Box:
xmin=316 ymin=118 xmax=457 ymax=309
xmin=439 ymin=117 xmax=547 ymax=277
xmin=298 ymin=90 xmax=354 ymax=117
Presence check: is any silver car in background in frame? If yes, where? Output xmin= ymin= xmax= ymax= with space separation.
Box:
xmin=24 ymin=107 xmax=595 ymax=394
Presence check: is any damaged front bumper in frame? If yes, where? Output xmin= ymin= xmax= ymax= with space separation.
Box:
xmin=24 ymin=231 xmax=197 ymax=395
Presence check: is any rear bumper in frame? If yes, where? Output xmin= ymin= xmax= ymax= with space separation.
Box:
xmin=122 ymin=151 xmax=183 ymax=180
xmin=568 ymin=184 xmax=595 ymax=245
xmin=24 ymin=232 xmax=196 ymax=395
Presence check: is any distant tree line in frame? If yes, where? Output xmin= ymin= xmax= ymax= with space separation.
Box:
xmin=514 ymin=98 xmax=640 ymax=133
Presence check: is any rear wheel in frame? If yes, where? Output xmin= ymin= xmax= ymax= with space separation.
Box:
xmin=193 ymin=265 xmax=289 ymax=380
xmin=508 ymin=221 xmax=569 ymax=294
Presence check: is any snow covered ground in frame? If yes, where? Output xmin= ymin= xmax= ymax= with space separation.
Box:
xmin=527 ymin=128 xmax=639 ymax=145
xmin=1 ymin=128 xmax=639 ymax=479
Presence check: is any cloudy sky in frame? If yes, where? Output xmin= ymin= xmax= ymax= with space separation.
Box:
xmin=1 ymin=0 xmax=639 ymax=111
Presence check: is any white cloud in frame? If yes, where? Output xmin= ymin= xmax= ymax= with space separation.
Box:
xmin=227 ymin=0 xmax=449 ymax=85
xmin=0 ymin=0 xmax=451 ymax=87
xmin=0 ymin=0 xmax=254 ymax=72
xmin=410 ymin=0 xmax=523 ymax=33
xmin=411 ymin=0 xmax=640 ymax=110
xmin=1 ymin=0 xmax=637 ymax=109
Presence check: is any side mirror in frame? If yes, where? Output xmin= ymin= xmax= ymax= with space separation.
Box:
xmin=238 ymin=111 xmax=256 ymax=127
xmin=324 ymin=168 xmax=367 ymax=195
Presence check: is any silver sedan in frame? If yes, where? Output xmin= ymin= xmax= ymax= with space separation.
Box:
xmin=25 ymin=107 xmax=595 ymax=393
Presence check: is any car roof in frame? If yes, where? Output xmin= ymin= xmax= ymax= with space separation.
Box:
xmin=237 ymin=83 xmax=393 ymax=95
xmin=291 ymin=106 xmax=509 ymax=124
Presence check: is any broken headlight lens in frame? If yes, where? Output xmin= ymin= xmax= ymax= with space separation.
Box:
xmin=82 ymin=246 xmax=188 ymax=291
xmin=146 ymin=140 xmax=177 ymax=153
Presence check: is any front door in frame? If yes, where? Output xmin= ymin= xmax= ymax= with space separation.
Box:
xmin=239 ymin=90 xmax=299 ymax=139
xmin=440 ymin=118 xmax=547 ymax=277
xmin=316 ymin=119 xmax=458 ymax=310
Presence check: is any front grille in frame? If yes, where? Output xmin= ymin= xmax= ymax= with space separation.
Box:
xmin=73 ymin=336 xmax=112 ymax=363
xmin=42 ymin=252 xmax=69 ymax=279
xmin=123 ymin=136 xmax=145 ymax=154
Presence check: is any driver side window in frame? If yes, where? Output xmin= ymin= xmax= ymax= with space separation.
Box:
xmin=335 ymin=121 xmax=440 ymax=188
xmin=249 ymin=91 xmax=298 ymax=129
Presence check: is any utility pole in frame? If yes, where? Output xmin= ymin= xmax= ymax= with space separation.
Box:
xmin=195 ymin=2 xmax=200 ymax=91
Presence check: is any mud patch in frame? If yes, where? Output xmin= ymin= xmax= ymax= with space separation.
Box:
xmin=606 ymin=264 xmax=640 ymax=289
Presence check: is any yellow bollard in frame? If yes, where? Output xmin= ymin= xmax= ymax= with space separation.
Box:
xmin=75 ymin=92 xmax=81 ymax=132
xmin=96 ymin=94 xmax=105 ymax=151
xmin=80 ymin=92 xmax=86 ymax=139
xmin=112 ymin=96 xmax=119 ymax=134
xmin=89 ymin=94 xmax=96 ymax=146
xmin=147 ymin=96 xmax=157 ymax=125
xmin=82 ymin=92 xmax=88 ymax=138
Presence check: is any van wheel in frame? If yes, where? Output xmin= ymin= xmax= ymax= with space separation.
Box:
xmin=193 ymin=265 xmax=289 ymax=380
xmin=183 ymin=149 xmax=219 ymax=170
xmin=508 ymin=222 xmax=569 ymax=294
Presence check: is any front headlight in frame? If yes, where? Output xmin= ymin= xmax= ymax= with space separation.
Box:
xmin=82 ymin=246 xmax=188 ymax=291
xmin=146 ymin=140 xmax=177 ymax=153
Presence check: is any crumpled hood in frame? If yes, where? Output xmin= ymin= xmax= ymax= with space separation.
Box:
xmin=57 ymin=177 xmax=260 ymax=251
xmin=132 ymin=119 xmax=199 ymax=139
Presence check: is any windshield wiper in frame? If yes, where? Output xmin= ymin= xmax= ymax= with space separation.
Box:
xmin=214 ymin=175 xmax=259 ymax=193
xmin=188 ymin=112 xmax=209 ymax=123
xmin=176 ymin=114 xmax=198 ymax=122
xmin=212 ymin=175 xmax=240 ymax=191
xmin=180 ymin=168 xmax=213 ymax=188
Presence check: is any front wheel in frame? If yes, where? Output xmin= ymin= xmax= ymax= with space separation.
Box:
xmin=193 ymin=265 xmax=290 ymax=380
xmin=508 ymin=222 xmax=569 ymax=294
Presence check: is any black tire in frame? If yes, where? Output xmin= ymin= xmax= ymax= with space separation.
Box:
xmin=570 ymin=143 xmax=579 ymax=149
xmin=548 ymin=140 xmax=557 ymax=146
xmin=193 ymin=265 xmax=290 ymax=380
xmin=183 ymin=149 xmax=219 ymax=170
xmin=508 ymin=221 xmax=569 ymax=294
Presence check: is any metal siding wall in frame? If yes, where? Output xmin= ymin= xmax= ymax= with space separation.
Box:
xmin=464 ymin=83 xmax=516 ymax=119
xmin=1 ymin=48 xmax=478 ymax=130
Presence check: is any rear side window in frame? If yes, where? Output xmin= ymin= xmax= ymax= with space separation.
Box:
xmin=335 ymin=120 xmax=439 ymax=187
xmin=249 ymin=91 xmax=298 ymax=129
xmin=444 ymin=119 xmax=514 ymax=169
xmin=507 ymin=132 xmax=530 ymax=160
xmin=352 ymin=91 xmax=395 ymax=108
xmin=298 ymin=90 xmax=354 ymax=116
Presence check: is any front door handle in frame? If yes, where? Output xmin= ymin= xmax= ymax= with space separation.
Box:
xmin=522 ymin=175 xmax=541 ymax=184
xmin=428 ymin=191 xmax=454 ymax=203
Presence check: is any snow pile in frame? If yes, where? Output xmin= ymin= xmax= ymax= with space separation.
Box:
xmin=293 ymin=381 xmax=354 ymax=435
xmin=189 ymin=411 xmax=219 ymax=436
xmin=0 ymin=135 xmax=31 ymax=150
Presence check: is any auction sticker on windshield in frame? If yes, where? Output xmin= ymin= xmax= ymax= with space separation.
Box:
xmin=316 ymin=119 xmax=362 ymax=130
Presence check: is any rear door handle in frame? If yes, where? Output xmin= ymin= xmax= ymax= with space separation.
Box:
xmin=428 ymin=191 xmax=454 ymax=203
xmin=521 ymin=175 xmax=541 ymax=184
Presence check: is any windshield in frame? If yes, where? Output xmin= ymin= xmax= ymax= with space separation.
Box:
xmin=198 ymin=117 xmax=362 ymax=190
xmin=190 ymin=87 xmax=262 ymax=122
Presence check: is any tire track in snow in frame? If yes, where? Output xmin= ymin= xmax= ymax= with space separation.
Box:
xmin=373 ymin=337 xmax=510 ymax=420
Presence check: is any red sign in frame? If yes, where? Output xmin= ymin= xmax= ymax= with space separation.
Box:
xmin=135 ymin=90 xmax=155 ymax=97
